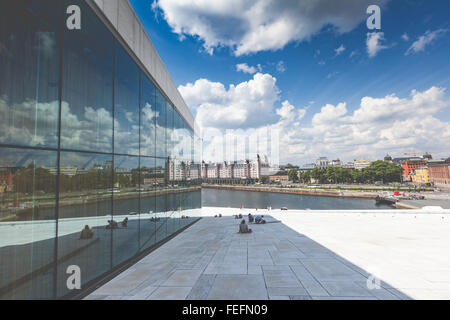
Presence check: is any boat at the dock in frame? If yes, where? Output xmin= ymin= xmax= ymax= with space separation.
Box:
xmin=375 ymin=195 xmax=398 ymax=205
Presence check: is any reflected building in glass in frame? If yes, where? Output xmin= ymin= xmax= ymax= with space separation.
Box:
xmin=0 ymin=0 xmax=201 ymax=299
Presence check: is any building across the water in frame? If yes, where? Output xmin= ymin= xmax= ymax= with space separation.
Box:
xmin=402 ymin=158 xmax=428 ymax=181
xmin=201 ymin=155 xmax=270 ymax=182
xmin=410 ymin=167 xmax=430 ymax=185
xmin=269 ymin=172 xmax=289 ymax=182
xmin=354 ymin=158 xmax=373 ymax=170
xmin=428 ymin=159 xmax=450 ymax=189
xmin=316 ymin=157 xmax=329 ymax=169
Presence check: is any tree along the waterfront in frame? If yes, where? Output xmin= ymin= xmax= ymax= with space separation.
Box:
xmin=295 ymin=161 xmax=402 ymax=184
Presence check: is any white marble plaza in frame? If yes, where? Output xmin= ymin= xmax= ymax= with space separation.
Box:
xmin=86 ymin=207 xmax=450 ymax=300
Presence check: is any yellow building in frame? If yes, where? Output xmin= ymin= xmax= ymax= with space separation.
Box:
xmin=411 ymin=166 xmax=429 ymax=184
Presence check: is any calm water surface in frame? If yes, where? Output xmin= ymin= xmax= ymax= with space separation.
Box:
xmin=202 ymin=188 xmax=394 ymax=210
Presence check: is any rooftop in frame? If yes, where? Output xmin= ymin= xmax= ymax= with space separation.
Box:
xmin=86 ymin=207 xmax=450 ymax=300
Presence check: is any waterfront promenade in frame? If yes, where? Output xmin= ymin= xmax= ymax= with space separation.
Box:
xmin=202 ymin=184 xmax=379 ymax=199
xmin=86 ymin=207 xmax=450 ymax=300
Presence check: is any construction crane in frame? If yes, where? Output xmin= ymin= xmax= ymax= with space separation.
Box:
xmin=404 ymin=150 xmax=440 ymax=158
xmin=403 ymin=151 xmax=420 ymax=157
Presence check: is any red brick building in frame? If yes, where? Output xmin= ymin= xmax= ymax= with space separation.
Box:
xmin=0 ymin=167 xmax=16 ymax=192
xmin=428 ymin=159 xmax=450 ymax=189
xmin=402 ymin=158 xmax=427 ymax=181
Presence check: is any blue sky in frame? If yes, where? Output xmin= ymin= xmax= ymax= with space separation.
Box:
xmin=130 ymin=0 xmax=450 ymax=165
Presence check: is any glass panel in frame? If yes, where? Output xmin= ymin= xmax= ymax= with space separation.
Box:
xmin=155 ymin=90 xmax=166 ymax=158
xmin=179 ymin=187 xmax=189 ymax=231
xmin=61 ymin=0 xmax=114 ymax=152
xmin=0 ymin=147 xmax=57 ymax=299
xmin=183 ymin=122 xmax=190 ymax=161
xmin=177 ymin=113 xmax=184 ymax=159
xmin=191 ymin=188 xmax=202 ymax=222
xmin=166 ymin=102 xmax=174 ymax=160
xmin=56 ymin=152 xmax=112 ymax=297
xmin=0 ymin=0 xmax=201 ymax=300
xmin=0 ymin=1 xmax=60 ymax=148
xmin=114 ymin=45 xmax=140 ymax=155
xmin=139 ymin=156 xmax=156 ymax=250
xmin=140 ymin=75 xmax=156 ymax=157
xmin=195 ymin=135 xmax=202 ymax=164
xmin=166 ymin=191 xmax=177 ymax=235
xmin=191 ymin=129 xmax=195 ymax=163
xmin=112 ymin=155 xmax=139 ymax=266
xmin=172 ymin=111 xmax=181 ymax=159
xmin=155 ymin=158 xmax=167 ymax=242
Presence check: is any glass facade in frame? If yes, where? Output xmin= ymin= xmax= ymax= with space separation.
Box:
xmin=0 ymin=0 xmax=201 ymax=299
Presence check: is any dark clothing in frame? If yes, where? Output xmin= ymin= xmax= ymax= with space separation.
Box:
xmin=79 ymin=227 xmax=93 ymax=239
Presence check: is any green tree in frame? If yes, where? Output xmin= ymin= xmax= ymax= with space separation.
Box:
xmin=352 ymin=169 xmax=365 ymax=183
xmin=349 ymin=161 xmax=402 ymax=184
xmin=14 ymin=166 xmax=55 ymax=194
xmin=288 ymin=168 xmax=299 ymax=182
xmin=364 ymin=161 xmax=403 ymax=184
xmin=299 ymin=171 xmax=311 ymax=184
xmin=326 ymin=166 xmax=338 ymax=184
xmin=311 ymin=168 xmax=327 ymax=184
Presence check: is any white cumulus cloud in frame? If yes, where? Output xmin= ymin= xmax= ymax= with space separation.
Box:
xmin=152 ymin=0 xmax=388 ymax=56
xmin=236 ymin=63 xmax=262 ymax=74
xmin=406 ymin=29 xmax=447 ymax=55
xmin=366 ymin=32 xmax=388 ymax=57
xmin=276 ymin=61 xmax=286 ymax=73
xmin=334 ymin=44 xmax=346 ymax=56
xmin=179 ymin=73 xmax=282 ymax=130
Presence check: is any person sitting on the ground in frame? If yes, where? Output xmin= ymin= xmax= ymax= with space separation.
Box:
xmin=79 ymin=225 xmax=93 ymax=239
xmin=238 ymin=213 xmax=243 ymax=219
xmin=106 ymin=220 xmax=118 ymax=229
xmin=234 ymin=215 xmax=239 ymax=219
xmin=239 ymin=219 xmax=249 ymax=233
xmin=248 ymin=213 xmax=254 ymax=223
xmin=260 ymin=218 xmax=266 ymax=224
xmin=121 ymin=217 xmax=128 ymax=227
xmin=219 ymin=213 xmax=222 ymax=217
xmin=254 ymin=215 xmax=262 ymax=223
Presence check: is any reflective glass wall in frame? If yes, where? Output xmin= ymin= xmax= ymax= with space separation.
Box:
xmin=0 ymin=0 xmax=201 ymax=299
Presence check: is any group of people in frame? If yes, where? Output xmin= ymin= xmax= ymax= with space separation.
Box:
xmin=105 ymin=217 xmax=129 ymax=229
xmin=238 ymin=213 xmax=266 ymax=234
xmin=80 ymin=216 xmax=131 ymax=239
xmin=248 ymin=213 xmax=266 ymax=224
